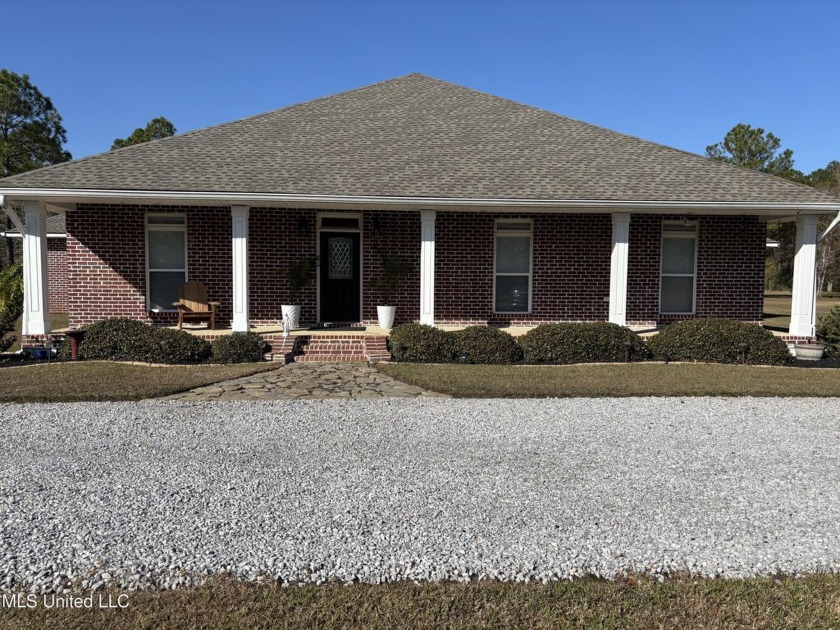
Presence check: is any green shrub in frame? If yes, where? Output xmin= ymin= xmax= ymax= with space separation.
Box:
xmin=451 ymin=326 xmax=522 ymax=364
xmin=152 ymin=327 xmax=214 ymax=363
xmin=519 ymin=322 xmax=647 ymax=364
xmin=55 ymin=338 xmax=72 ymax=361
xmin=647 ymin=318 xmax=792 ymax=365
xmin=816 ymin=305 xmax=840 ymax=356
xmin=212 ymin=332 xmax=270 ymax=363
xmin=0 ymin=263 xmax=23 ymax=352
xmin=389 ymin=323 xmax=455 ymax=363
xmin=79 ymin=318 xmax=212 ymax=364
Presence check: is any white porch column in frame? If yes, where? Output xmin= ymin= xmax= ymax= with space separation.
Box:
xmin=419 ymin=210 xmax=436 ymax=326
xmin=22 ymin=201 xmax=52 ymax=336
xmin=231 ymin=205 xmax=250 ymax=332
xmin=608 ymin=213 xmax=631 ymax=326
xmin=789 ymin=214 xmax=819 ymax=337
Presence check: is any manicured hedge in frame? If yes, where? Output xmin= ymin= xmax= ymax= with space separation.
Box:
xmin=519 ymin=322 xmax=647 ymax=364
xmin=451 ymin=326 xmax=522 ymax=364
xmin=388 ymin=324 xmax=456 ymax=363
xmin=816 ymin=305 xmax=840 ymax=357
xmin=647 ymin=318 xmax=792 ymax=365
xmin=212 ymin=332 xmax=270 ymax=363
xmin=79 ymin=318 xmax=212 ymax=364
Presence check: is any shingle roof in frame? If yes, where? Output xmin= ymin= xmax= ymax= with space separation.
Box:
xmin=1 ymin=74 xmax=835 ymax=204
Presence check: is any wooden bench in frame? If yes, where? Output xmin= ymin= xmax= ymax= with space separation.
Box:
xmin=173 ymin=281 xmax=220 ymax=330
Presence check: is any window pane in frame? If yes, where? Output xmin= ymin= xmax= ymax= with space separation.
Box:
xmin=321 ymin=217 xmax=359 ymax=229
xmin=148 ymin=230 xmax=185 ymax=269
xmin=148 ymin=215 xmax=185 ymax=225
xmin=328 ymin=237 xmax=353 ymax=279
xmin=495 ymin=276 xmax=529 ymax=312
xmin=496 ymin=222 xmax=531 ymax=231
xmin=149 ymin=271 xmax=186 ymax=310
xmin=660 ymin=276 xmax=694 ymax=313
xmin=496 ymin=236 xmax=531 ymax=273
xmin=662 ymin=237 xmax=695 ymax=274
xmin=663 ymin=224 xmax=696 ymax=232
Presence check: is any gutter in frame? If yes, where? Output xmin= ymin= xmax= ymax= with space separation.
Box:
xmin=1 ymin=187 xmax=840 ymax=215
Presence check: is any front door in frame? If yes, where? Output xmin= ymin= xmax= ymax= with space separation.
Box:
xmin=319 ymin=230 xmax=361 ymax=322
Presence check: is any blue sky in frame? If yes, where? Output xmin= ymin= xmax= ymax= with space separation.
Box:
xmin=5 ymin=1 xmax=838 ymax=173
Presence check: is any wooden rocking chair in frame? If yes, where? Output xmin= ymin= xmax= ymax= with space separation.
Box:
xmin=173 ymin=281 xmax=220 ymax=330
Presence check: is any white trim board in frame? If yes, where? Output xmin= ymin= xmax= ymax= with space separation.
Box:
xmin=1 ymin=187 xmax=838 ymax=216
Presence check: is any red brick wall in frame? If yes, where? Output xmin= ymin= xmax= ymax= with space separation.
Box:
xmin=362 ymin=211 xmax=421 ymax=326
xmin=66 ymin=205 xmax=232 ymax=328
xmin=434 ymin=212 xmax=612 ymax=325
xmin=47 ymin=238 xmax=68 ymax=312
xmin=66 ymin=205 xmax=148 ymax=328
xmin=62 ymin=206 xmax=766 ymax=329
xmin=626 ymin=215 xmax=765 ymax=325
xmin=249 ymin=208 xmax=317 ymax=326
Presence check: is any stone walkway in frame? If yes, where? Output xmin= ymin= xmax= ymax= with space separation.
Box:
xmin=163 ymin=362 xmax=447 ymax=401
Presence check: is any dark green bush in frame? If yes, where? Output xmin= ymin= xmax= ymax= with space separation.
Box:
xmin=55 ymin=337 xmax=72 ymax=361
xmin=816 ymin=305 xmax=840 ymax=356
xmin=0 ymin=263 xmax=23 ymax=352
xmin=79 ymin=318 xmax=212 ymax=364
xmin=389 ymin=323 xmax=456 ymax=363
xmin=647 ymin=318 xmax=792 ymax=365
xmin=451 ymin=326 xmax=522 ymax=364
xmin=519 ymin=322 xmax=648 ymax=364
xmin=152 ymin=327 xmax=214 ymax=363
xmin=212 ymin=332 xmax=270 ymax=363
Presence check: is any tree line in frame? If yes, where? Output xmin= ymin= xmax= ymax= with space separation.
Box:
xmin=1 ymin=68 xmax=838 ymax=292
xmin=706 ymin=124 xmax=840 ymax=293
xmin=0 ymin=69 xmax=175 ymax=266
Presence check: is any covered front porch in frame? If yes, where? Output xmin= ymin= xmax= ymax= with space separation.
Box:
xmin=5 ymin=199 xmax=837 ymax=345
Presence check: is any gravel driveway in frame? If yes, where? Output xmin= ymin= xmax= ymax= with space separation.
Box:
xmin=1 ymin=397 xmax=839 ymax=593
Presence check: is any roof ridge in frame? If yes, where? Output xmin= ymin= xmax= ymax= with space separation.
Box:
xmin=1 ymin=73 xmax=431 ymax=185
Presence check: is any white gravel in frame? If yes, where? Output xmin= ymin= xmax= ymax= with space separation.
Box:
xmin=1 ymin=397 xmax=839 ymax=593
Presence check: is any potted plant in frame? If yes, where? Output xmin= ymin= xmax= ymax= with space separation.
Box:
xmin=281 ymin=257 xmax=318 ymax=330
xmin=370 ymin=254 xmax=411 ymax=330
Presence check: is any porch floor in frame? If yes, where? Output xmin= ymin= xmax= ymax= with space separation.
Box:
xmin=170 ymin=323 xmax=801 ymax=340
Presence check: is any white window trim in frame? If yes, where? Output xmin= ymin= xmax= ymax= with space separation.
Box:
xmin=145 ymin=213 xmax=187 ymax=313
xmin=493 ymin=219 xmax=533 ymax=315
xmin=659 ymin=221 xmax=698 ymax=315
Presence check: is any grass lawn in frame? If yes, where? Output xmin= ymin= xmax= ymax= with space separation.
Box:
xmin=378 ymin=362 xmax=840 ymax=398
xmin=763 ymin=292 xmax=840 ymax=331
xmin=1 ymin=575 xmax=839 ymax=629
xmin=0 ymin=361 xmax=276 ymax=403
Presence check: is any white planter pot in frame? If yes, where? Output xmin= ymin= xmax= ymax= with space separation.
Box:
xmin=377 ymin=305 xmax=396 ymax=331
xmin=794 ymin=344 xmax=825 ymax=361
xmin=281 ymin=305 xmax=301 ymax=330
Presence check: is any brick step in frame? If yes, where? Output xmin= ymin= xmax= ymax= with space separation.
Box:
xmin=260 ymin=333 xmax=392 ymax=363
xmin=295 ymin=353 xmax=369 ymax=362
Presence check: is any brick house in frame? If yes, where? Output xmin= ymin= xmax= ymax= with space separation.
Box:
xmin=1 ymin=74 xmax=838 ymax=347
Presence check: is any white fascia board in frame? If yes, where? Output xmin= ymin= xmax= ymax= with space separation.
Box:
xmin=1 ymin=187 xmax=839 ymax=215
xmin=0 ymin=233 xmax=65 ymax=239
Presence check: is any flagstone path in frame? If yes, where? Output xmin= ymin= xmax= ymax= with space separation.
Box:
xmin=162 ymin=361 xmax=447 ymax=401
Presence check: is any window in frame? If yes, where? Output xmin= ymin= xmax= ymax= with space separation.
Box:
xmin=660 ymin=222 xmax=697 ymax=314
xmin=494 ymin=220 xmax=532 ymax=313
xmin=146 ymin=214 xmax=186 ymax=311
